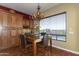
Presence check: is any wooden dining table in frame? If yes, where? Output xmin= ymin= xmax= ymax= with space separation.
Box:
xmin=26 ymin=35 xmax=41 ymax=56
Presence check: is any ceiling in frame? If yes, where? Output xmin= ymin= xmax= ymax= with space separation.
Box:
xmin=0 ymin=3 xmax=60 ymax=15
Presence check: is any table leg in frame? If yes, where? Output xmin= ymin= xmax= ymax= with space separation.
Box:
xmin=33 ymin=41 xmax=37 ymax=56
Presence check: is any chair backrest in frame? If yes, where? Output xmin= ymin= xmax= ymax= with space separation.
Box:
xmin=39 ymin=35 xmax=43 ymax=39
xmin=42 ymin=34 xmax=49 ymax=46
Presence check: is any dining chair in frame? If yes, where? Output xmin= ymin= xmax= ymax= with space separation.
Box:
xmin=37 ymin=33 xmax=52 ymax=56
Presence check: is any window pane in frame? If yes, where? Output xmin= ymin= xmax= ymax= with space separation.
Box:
xmin=51 ymin=35 xmax=57 ymax=40
xmin=40 ymin=12 xmax=66 ymax=41
xmin=57 ymin=35 xmax=66 ymax=41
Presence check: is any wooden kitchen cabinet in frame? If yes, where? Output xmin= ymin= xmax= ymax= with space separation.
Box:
xmin=0 ymin=9 xmax=31 ymax=49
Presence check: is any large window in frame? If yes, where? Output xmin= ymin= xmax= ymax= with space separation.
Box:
xmin=40 ymin=12 xmax=66 ymax=41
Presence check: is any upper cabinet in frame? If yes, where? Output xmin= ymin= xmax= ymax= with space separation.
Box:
xmin=16 ymin=14 xmax=23 ymax=28
xmin=11 ymin=14 xmax=17 ymax=28
xmin=23 ymin=18 xmax=30 ymax=27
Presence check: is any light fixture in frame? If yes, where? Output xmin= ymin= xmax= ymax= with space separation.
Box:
xmin=31 ymin=4 xmax=44 ymax=34
xmin=32 ymin=4 xmax=44 ymax=20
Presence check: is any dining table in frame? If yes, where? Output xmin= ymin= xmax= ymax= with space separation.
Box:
xmin=26 ymin=35 xmax=42 ymax=56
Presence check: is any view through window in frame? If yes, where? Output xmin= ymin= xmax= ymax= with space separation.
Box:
xmin=40 ymin=12 xmax=66 ymax=41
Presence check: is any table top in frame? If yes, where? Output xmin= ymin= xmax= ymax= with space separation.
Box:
xmin=26 ymin=35 xmax=42 ymax=43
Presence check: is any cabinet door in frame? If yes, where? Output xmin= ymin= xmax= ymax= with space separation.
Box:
xmin=6 ymin=30 xmax=12 ymax=48
xmin=22 ymin=19 xmax=26 ymax=26
xmin=11 ymin=14 xmax=17 ymax=27
xmin=16 ymin=29 xmax=21 ymax=46
xmin=24 ymin=19 xmax=30 ymax=27
xmin=2 ymin=30 xmax=8 ymax=49
xmin=29 ymin=19 xmax=33 ymax=28
xmin=0 ymin=12 xmax=5 ymax=49
xmin=17 ymin=14 xmax=23 ymax=28
xmin=7 ymin=13 xmax=12 ymax=27
xmin=23 ymin=19 xmax=29 ymax=26
xmin=0 ymin=31 xmax=2 ymax=49
xmin=2 ymin=12 xmax=8 ymax=27
xmin=10 ymin=29 xmax=19 ymax=46
xmin=4 ymin=30 xmax=15 ymax=48
xmin=0 ymin=12 xmax=3 ymax=26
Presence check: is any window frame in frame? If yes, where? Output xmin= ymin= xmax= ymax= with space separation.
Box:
xmin=40 ymin=12 xmax=67 ymax=42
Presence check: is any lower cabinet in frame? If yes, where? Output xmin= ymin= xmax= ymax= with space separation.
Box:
xmin=0 ymin=29 xmax=21 ymax=49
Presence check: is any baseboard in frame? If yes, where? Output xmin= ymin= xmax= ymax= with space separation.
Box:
xmin=52 ymin=45 xmax=79 ymax=55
